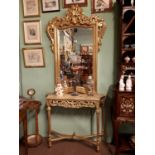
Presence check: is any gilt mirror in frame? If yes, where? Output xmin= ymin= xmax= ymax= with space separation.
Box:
xmin=47 ymin=5 xmax=106 ymax=93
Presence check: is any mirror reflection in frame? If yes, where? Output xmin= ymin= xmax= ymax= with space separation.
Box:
xmin=58 ymin=27 xmax=93 ymax=89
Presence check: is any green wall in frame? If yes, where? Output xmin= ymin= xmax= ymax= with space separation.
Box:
xmin=19 ymin=0 xmax=118 ymax=143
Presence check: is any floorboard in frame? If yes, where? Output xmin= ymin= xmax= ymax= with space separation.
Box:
xmin=19 ymin=138 xmax=133 ymax=155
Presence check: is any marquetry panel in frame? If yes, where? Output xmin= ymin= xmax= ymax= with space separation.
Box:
xmin=119 ymin=96 xmax=135 ymax=116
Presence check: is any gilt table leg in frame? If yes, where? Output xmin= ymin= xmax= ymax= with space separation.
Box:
xmin=47 ymin=105 xmax=52 ymax=147
xmin=96 ymin=107 xmax=101 ymax=151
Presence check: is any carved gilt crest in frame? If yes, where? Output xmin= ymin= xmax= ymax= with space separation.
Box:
xmin=47 ymin=5 xmax=106 ymax=53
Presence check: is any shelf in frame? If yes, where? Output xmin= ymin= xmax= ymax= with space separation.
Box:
xmin=123 ymin=66 xmax=135 ymax=71
xmin=122 ymin=48 xmax=135 ymax=51
xmin=123 ymin=33 xmax=135 ymax=36
xmin=122 ymin=6 xmax=135 ymax=9
xmin=123 ymin=75 xmax=135 ymax=78
xmin=121 ymin=62 xmax=135 ymax=66
xmin=115 ymin=116 xmax=135 ymax=122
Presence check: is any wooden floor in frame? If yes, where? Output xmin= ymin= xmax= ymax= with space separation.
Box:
xmin=19 ymin=138 xmax=132 ymax=155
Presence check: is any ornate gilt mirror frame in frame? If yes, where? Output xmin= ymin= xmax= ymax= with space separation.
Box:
xmin=47 ymin=5 xmax=106 ymax=92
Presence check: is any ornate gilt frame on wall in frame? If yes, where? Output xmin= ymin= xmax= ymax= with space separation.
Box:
xmin=47 ymin=5 xmax=106 ymax=91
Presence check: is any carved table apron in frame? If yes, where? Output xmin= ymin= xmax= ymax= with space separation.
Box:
xmin=46 ymin=93 xmax=105 ymax=151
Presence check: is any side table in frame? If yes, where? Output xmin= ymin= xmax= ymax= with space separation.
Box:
xmin=19 ymin=97 xmax=28 ymax=155
xmin=19 ymin=97 xmax=42 ymax=147
xmin=46 ymin=93 xmax=105 ymax=151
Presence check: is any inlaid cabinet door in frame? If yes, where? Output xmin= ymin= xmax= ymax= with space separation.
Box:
xmin=117 ymin=93 xmax=135 ymax=117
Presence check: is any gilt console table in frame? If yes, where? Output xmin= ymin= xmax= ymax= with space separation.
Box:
xmin=46 ymin=93 xmax=105 ymax=151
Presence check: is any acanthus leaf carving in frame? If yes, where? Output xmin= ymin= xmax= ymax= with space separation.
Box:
xmin=47 ymin=5 xmax=106 ymax=53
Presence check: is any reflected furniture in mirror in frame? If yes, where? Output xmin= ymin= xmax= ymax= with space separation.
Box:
xmin=46 ymin=5 xmax=106 ymax=151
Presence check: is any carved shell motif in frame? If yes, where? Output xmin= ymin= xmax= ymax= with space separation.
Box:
xmin=47 ymin=5 xmax=106 ymax=53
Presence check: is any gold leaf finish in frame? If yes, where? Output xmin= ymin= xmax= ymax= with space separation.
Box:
xmin=47 ymin=5 xmax=106 ymax=53
xmin=46 ymin=93 xmax=105 ymax=109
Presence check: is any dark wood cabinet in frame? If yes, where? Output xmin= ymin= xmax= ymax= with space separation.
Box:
xmin=113 ymin=0 xmax=135 ymax=154
xmin=113 ymin=90 xmax=135 ymax=155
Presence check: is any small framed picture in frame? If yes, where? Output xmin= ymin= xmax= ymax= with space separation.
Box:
xmin=23 ymin=20 xmax=42 ymax=45
xmin=64 ymin=0 xmax=87 ymax=8
xmin=22 ymin=0 xmax=40 ymax=17
xmin=22 ymin=48 xmax=45 ymax=68
xmin=80 ymin=44 xmax=89 ymax=55
xmin=92 ymin=0 xmax=113 ymax=13
xmin=41 ymin=0 xmax=60 ymax=12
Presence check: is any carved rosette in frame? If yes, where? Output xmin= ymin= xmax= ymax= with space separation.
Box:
xmin=47 ymin=5 xmax=106 ymax=53
xmin=120 ymin=97 xmax=135 ymax=115
xmin=47 ymin=99 xmax=98 ymax=108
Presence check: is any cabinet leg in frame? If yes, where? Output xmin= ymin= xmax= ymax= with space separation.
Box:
xmin=114 ymin=120 xmax=120 ymax=155
xmin=114 ymin=120 xmax=119 ymax=145
xmin=23 ymin=115 xmax=28 ymax=145
xmin=96 ymin=144 xmax=100 ymax=152
xmin=23 ymin=115 xmax=28 ymax=155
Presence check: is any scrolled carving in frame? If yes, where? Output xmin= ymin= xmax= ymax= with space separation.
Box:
xmin=47 ymin=99 xmax=97 ymax=108
xmin=47 ymin=5 xmax=106 ymax=53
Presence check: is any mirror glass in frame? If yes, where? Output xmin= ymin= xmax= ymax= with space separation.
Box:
xmin=58 ymin=27 xmax=93 ymax=88
xmin=47 ymin=5 xmax=106 ymax=94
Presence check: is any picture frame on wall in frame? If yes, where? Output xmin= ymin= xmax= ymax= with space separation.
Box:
xmin=92 ymin=0 xmax=113 ymax=13
xmin=23 ymin=48 xmax=45 ymax=68
xmin=23 ymin=20 xmax=42 ymax=45
xmin=64 ymin=0 xmax=87 ymax=8
xmin=41 ymin=0 xmax=60 ymax=12
xmin=22 ymin=0 xmax=40 ymax=17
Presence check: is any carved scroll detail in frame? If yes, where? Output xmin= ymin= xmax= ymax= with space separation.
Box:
xmin=47 ymin=5 xmax=106 ymax=53
xmin=47 ymin=99 xmax=98 ymax=108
